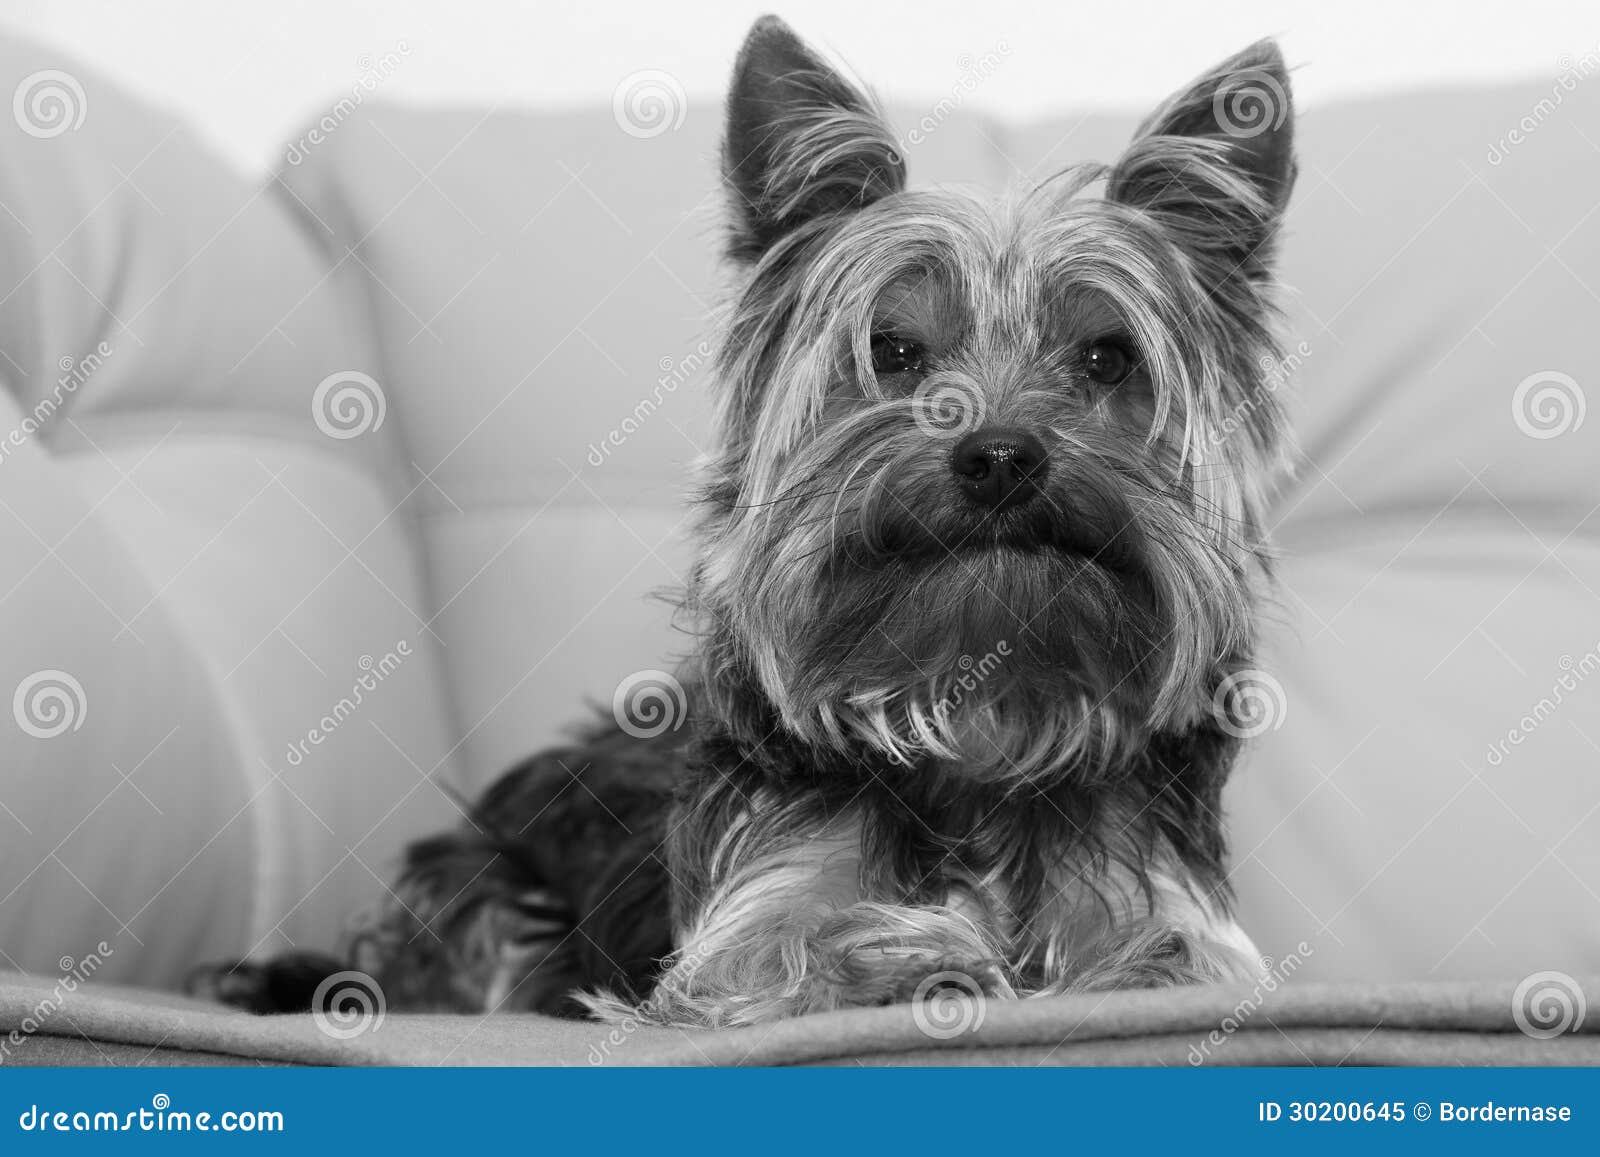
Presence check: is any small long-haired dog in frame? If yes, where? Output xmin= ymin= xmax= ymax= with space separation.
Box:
xmin=199 ymin=15 xmax=1297 ymax=1028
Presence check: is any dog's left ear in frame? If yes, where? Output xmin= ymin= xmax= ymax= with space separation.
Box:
xmin=722 ymin=16 xmax=905 ymax=263
xmin=1109 ymin=40 xmax=1296 ymax=276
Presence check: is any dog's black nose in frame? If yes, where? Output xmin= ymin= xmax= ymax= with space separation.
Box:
xmin=950 ymin=428 xmax=1048 ymax=511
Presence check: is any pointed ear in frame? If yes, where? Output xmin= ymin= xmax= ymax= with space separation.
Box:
xmin=1109 ymin=40 xmax=1296 ymax=275
xmin=722 ymin=16 xmax=906 ymax=262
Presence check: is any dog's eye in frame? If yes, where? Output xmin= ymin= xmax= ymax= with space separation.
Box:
xmin=870 ymin=332 xmax=925 ymax=377
xmin=1083 ymin=340 xmax=1135 ymax=385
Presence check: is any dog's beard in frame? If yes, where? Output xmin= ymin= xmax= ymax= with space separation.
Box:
xmin=700 ymin=424 xmax=1255 ymax=785
xmin=785 ymin=547 xmax=1157 ymax=779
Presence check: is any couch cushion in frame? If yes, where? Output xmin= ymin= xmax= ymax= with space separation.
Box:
xmin=0 ymin=36 xmax=400 ymax=484
xmin=0 ymin=33 xmax=465 ymax=986
xmin=2 ymin=970 xmax=1594 ymax=1066
xmin=0 ymin=394 xmax=255 ymax=986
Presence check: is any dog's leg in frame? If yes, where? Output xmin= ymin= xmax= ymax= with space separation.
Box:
xmin=582 ymin=789 xmax=1012 ymax=1027
xmin=1050 ymin=918 xmax=1257 ymax=991
xmin=1028 ymin=859 xmax=1261 ymax=995
xmin=366 ymin=722 xmax=681 ymax=1014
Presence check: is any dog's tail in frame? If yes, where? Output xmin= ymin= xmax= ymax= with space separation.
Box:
xmin=185 ymin=875 xmax=583 ymax=1017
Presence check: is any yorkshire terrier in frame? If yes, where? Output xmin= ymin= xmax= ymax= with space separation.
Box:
xmin=198 ymin=15 xmax=1297 ymax=1029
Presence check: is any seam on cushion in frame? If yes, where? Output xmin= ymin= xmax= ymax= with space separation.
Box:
xmin=45 ymin=411 xmax=401 ymax=492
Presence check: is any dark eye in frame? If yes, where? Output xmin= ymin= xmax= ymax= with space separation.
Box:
xmin=870 ymin=332 xmax=926 ymax=377
xmin=1083 ymin=339 xmax=1136 ymax=385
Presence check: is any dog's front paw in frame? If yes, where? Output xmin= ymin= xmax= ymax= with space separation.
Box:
xmin=581 ymin=901 xmax=1013 ymax=1029
xmin=885 ymin=958 xmax=1008 ymax=1002
xmin=1048 ymin=919 xmax=1257 ymax=993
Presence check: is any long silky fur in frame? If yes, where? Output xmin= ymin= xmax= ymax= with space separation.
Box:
xmin=581 ymin=28 xmax=1298 ymax=1026
xmin=195 ymin=25 xmax=1298 ymax=1029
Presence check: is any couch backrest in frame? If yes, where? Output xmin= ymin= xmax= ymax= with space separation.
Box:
xmin=0 ymin=33 xmax=465 ymax=986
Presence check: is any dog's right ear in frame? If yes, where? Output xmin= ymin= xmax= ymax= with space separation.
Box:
xmin=723 ymin=16 xmax=905 ymax=263
xmin=1108 ymin=40 xmax=1295 ymax=280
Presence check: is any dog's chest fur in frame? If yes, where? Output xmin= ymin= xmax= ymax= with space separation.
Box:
xmin=646 ymin=718 xmax=1254 ymax=1015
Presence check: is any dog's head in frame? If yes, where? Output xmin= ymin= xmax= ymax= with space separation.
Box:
xmin=691 ymin=17 xmax=1296 ymax=784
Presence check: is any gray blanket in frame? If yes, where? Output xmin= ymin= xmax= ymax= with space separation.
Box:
xmin=1 ymin=974 xmax=1594 ymax=1066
